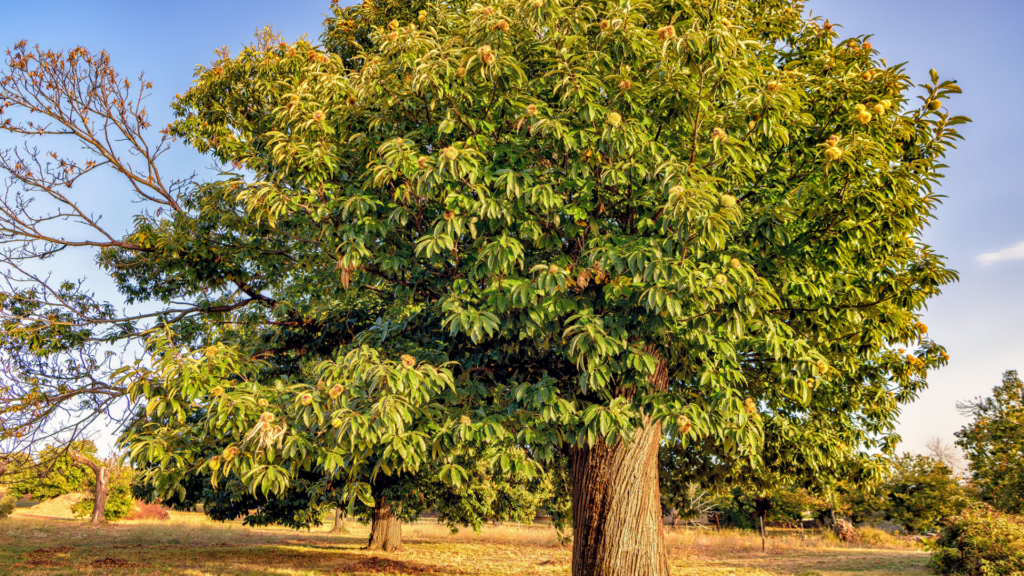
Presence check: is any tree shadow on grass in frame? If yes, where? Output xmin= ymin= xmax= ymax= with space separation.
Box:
xmin=9 ymin=542 xmax=483 ymax=575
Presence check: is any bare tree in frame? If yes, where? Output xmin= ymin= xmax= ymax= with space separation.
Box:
xmin=0 ymin=41 xmax=188 ymax=461
xmin=924 ymin=436 xmax=963 ymax=475
xmin=669 ymin=483 xmax=716 ymax=527
xmin=0 ymin=34 xmax=306 ymax=500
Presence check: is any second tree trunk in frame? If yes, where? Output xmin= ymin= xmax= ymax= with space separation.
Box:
xmin=90 ymin=465 xmax=109 ymax=524
xmin=71 ymin=452 xmax=109 ymax=524
xmin=366 ymin=497 xmax=402 ymax=552
xmin=570 ymin=419 xmax=669 ymax=576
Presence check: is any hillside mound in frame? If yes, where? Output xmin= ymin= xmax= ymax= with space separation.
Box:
xmin=19 ymin=493 xmax=88 ymax=519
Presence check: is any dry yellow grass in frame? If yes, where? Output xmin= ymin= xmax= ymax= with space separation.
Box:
xmin=0 ymin=512 xmax=931 ymax=575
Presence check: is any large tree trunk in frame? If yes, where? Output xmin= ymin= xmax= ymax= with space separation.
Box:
xmin=72 ymin=452 xmax=109 ymax=524
xmin=365 ymin=497 xmax=402 ymax=552
xmin=570 ymin=418 xmax=669 ymax=576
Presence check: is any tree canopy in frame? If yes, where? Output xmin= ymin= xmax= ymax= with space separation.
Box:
xmin=4 ymin=440 xmax=97 ymax=501
xmin=957 ymin=370 xmax=1024 ymax=514
xmin=128 ymin=0 xmax=962 ymax=494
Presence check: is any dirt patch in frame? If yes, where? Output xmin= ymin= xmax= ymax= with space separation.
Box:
xmin=344 ymin=557 xmax=444 ymax=574
xmin=27 ymin=545 xmax=75 ymax=555
xmin=14 ymin=545 xmax=76 ymax=567
xmin=90 ymin=557 xmax=150 ymax=568
xmin=18 ymin=559 xmax=65 ymax=568
xmin=108 ymin=542 xmax=245 ymax=550
xmin=16 ymin=558 xmax=68 ymax=568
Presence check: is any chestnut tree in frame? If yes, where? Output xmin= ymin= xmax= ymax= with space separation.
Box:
xmin=3 ymin=0 xmax=967 ymax=574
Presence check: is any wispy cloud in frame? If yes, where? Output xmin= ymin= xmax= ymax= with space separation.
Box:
xmin=977 ymin=241 xmax=1024 ymax=266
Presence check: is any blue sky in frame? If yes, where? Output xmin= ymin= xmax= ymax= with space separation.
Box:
xmin=1 ymin=0 xmax=1020 ymax=458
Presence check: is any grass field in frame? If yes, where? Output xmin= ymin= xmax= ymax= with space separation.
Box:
xmin=0 ymin=511 xmax=932 ymax=576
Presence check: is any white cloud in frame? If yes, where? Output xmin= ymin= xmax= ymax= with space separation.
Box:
xmin=977 ymin=241 xmax=1024 ymax=266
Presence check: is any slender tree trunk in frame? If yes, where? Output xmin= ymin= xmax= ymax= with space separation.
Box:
xmin=365 ymin=497 xmax=402 ymax=552
xmin=570 ymin=418 xmax=669 ymax=576
xmin=760 ymin=516 xmax=766 ymax=553
xmin=91 ymin=466 xmax=109 ymax=524
xmin=72 ymin=452 xmax=109 ymax=524
xmin=332 ymin=507 xmax=350 ymax=533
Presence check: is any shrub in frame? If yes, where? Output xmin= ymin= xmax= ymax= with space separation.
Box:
xmin=0 ymin=494 xmax=16 ymax=520
xmin=832 ymin=519 xmax=857 ymax=543
xmin=930 ymin=504 xmax=1024 ymax=575
xmin=126 ymin=501 xmax=169 ymax=521
xmin=856 ymin=526 xmax=920 ymax=550
xmin=71 ymin=467 xmax=136 ymax=521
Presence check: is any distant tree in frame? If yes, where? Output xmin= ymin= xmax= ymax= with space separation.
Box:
xmin=0 ymin=451 xmax=30 ymax=487
xmin=925 ymin=436 xmax=963 ymax=476
xmin=767 ymin=487 xmax=827 ymax=528
xmin=881 ymin=453 xmax=968 ymax=534
xmin=837 ymin=479 xmax=887 ymax=525
xmin=662 ymin=482 xmax=715 ymax=527
xmin=71 ymin=464 xmax=135 ymax=522
xmin=711 ymin=485 xmax=825 ymax=530
xmin=6 ymin=440 xmax=97 ymax=501
xmin=956 ymin=370 xmax=1024 ymax=514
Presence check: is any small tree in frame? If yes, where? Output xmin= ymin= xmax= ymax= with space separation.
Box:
xmin=2 ymin=441 xmax=121 ymax=522
xmin=956 ymin=370 xmax=1024 ymax=514
xmin=67 ymin=452 xmax=114 ymax=523
xmin=709 ymin=485 xmax=824 ymax=530
xmin=881 ymin=453 xmax=968 ymax=534
xmin=71 ymin=464 xmax=135 ymax=522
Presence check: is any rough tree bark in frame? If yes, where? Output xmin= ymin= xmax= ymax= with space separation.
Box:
xmin=569 ymin=345 xmax=671 ymax=576
xmin=71 ymin=452 xmax=109 ymax=524
xmin=570 ymin=418 xmax=669 ymax=576
xmin=365 ymin=497 xmax=402 ymax=551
